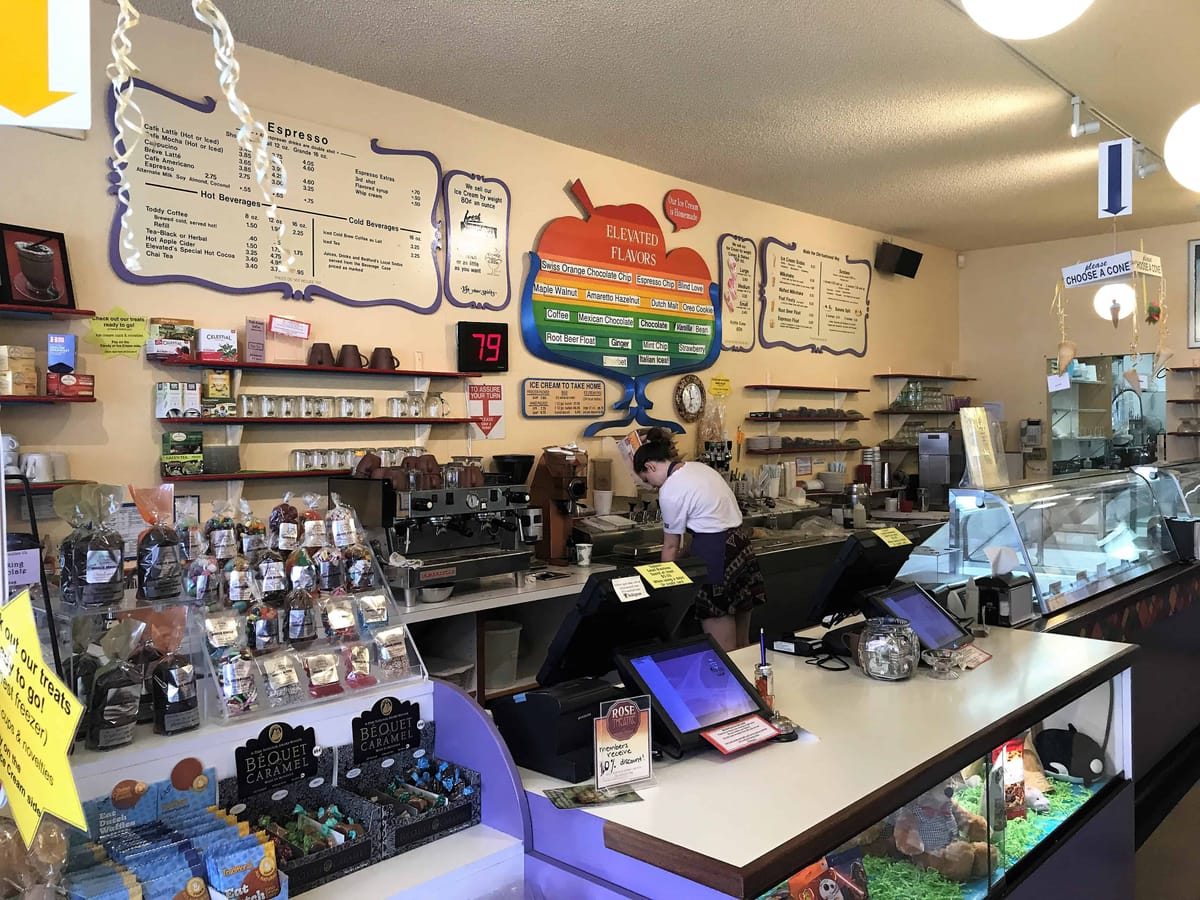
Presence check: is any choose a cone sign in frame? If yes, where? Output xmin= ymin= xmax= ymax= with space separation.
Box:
xmin=522 ymin=181 xmax=720 ymax=435
xmin=0 ymin=0 xmax=91 ymax=129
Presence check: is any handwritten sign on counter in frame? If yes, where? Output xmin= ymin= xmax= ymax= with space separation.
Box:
xmin=110 ymin=81 xmax=442 ymax=312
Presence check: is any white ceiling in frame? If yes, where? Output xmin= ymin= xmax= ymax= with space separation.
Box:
xmin=133 ymin=0 xmax=1200 ymax=251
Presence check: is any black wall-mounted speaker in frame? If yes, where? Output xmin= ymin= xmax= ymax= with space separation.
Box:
xmin=874 ymin=242 xmax=923 ymax=278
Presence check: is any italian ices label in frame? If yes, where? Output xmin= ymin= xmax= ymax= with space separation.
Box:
xmin=85 ymin=549 xmax=120 ymax=584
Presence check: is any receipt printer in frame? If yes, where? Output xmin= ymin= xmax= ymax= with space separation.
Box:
xmin=975 ymin=573 xmax=1037 ymax=627
xmin=491 ymin=677 xmax=627 ymax=782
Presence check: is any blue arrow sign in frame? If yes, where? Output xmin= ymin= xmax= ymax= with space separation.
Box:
xmin=1098 ymin=138 xmax=1133 ymax=219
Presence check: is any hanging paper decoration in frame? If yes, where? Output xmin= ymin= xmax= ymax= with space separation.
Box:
xmin=190 ymin=1 xmax=295 ymax=273
xmin=106 ymin=0 xmax=144 ymax=272
xmin=1050 ymin=282 xmax=1076 ymax=373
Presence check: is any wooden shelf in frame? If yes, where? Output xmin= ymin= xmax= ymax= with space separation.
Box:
xmin=879 ymin=444 xmax=919 ymax=451
xmin=1167 ymin=367 xmax=1200 ymax=373
xmin=874 ymin=373 xmax=976 ymax=382
xmin=4 ymin=479 xmax=93 ymax=494
xmin=875 ymin=409 xmax=954 ymax=416
xmin=744 ymin=384 xmax=868 ymax=393
xmin=745 ymin=416 xmax=866 ymax=423
xmin=162 ymin=469 xmax=352 ymax=483
xmin=158 ymin=416 xmax=477 ymax=426
xmin=746 ymin=445 xmax=863 ymax=455
xmin=157 ymin=358 xmax=479 ymax=378
xmin=483 ymin=678 xmax=541 ymax=703
xmin=1 ymin=395 xmax=95 ymax=404
xmin=0 ymin=303 xmax=95 ymax=320
xmin=1167 ymin=399 xmax=1200 ymax=403
xmin=1167 ymin=432 xmax=1200 ymax=437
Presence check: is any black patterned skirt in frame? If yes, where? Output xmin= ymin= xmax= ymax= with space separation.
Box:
xmin=689 ymin=528 xmax=767 ymax=619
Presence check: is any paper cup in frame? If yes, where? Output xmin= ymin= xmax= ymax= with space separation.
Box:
xmin=593 ymin=490 xmax=613 ymax=516
xmin=575 ymin=543 xmax=594 ymax=566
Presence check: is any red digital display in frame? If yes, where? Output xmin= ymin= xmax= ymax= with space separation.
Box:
xmin=456 ymin=321 xmax=509 ymax=372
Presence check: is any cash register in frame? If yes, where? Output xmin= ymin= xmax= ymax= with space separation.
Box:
xmin=491 ymin=558 xmax=706 ymax=781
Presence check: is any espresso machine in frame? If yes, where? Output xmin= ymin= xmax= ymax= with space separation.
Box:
xmin=329 ymin=476 xmax=541 ymax=604
xmin=529 ymin=445 xmax=589 ymax=565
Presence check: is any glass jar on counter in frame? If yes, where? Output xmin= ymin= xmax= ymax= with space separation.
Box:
xmin=855 ymin=616 xmax=920 ymax=681
xmin=425 ymin=391 xmax=449 ymax=418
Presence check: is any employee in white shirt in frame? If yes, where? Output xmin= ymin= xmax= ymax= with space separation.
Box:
xmin=633 ymin=441 xmax=766 ymax=651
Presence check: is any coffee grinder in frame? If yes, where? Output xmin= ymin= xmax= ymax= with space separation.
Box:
xmin=530 ymin=445 xmax=589 ymax=564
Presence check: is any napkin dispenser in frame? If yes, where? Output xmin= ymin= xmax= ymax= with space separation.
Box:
xmin=975 ymin=573 xmax=1037 ymax=627
xmin=491 ymin=677 xmax=627 ymax=782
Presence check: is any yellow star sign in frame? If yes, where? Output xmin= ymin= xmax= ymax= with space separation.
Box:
xmin=0 ymin=590 xmax=86 ymax=845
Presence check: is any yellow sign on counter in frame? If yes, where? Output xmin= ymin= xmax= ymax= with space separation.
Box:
xmin=0 ymin=590 xmax=86 ymax=845
xmin=873 ymin=527 xmax=912 ymax=548
xmin=635 ymin=562 xmax=693 ymax=588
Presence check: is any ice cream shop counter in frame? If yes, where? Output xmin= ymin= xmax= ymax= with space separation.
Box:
xmin=514 ymin=628 xmax=1136 ymax=900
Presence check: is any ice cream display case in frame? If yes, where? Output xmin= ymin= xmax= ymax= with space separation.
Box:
xmin=1143 ymin=458 xmax=1200 ymax=517
xmin=898 ymin=469 xmax=1178 ymax=614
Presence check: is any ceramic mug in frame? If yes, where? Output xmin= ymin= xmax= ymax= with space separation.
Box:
xmin=307 ymin=343 xmax=335 ymax=367
xmin=48 ymin=452 xmax=70 ymax=480
xmin=336 ymin=344 xmax=369 ymax=369
xmin=19 ymin=453 xmax=52 ymax=483
xmin=369 ymin=347 xmax=400 ymax=370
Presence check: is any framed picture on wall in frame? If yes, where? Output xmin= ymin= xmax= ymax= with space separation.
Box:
xmin=0 ymin=223 xmax=76 ymax=310
xmin=1189 ymin=239 xmax=1200 ymax=348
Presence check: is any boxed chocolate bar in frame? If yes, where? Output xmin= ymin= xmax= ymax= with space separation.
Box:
xmin=335 ymin=707 xmax=481 ymax=862
xmin=218 ymin=721 xmax=376 ymax=893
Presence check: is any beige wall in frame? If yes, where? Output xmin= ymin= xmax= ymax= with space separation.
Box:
xmin=959 ymin=219 xmax=1200 ymax=465
xmin=2 ymin=5 xmax=961 ymax=537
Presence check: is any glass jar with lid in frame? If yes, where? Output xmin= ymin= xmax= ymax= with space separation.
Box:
xmin=855 ymin=616 xmax=920 ymax=681
xmin=425 ymin=391 xmax=449 ymax=418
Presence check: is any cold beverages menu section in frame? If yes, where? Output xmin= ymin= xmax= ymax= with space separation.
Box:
xmin=760 ymin=237 xmax=871 ymax=356
xmin=115 ymin=83 xmax=442 ymax=311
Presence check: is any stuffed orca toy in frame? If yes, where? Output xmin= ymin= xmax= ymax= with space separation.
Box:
xmin=1034 ymin=724 xmax=1106 ymax=786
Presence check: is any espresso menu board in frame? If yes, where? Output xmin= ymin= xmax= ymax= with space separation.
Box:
xmin=718 ymin=233 xmax=757 ymax=351
xmin=522 ymin=378 xmax=606 ymax=417
xmin=760 ymin=238 xmax=871 ymax=356
xmin=111 ymin=82 xmax=442 ymax=311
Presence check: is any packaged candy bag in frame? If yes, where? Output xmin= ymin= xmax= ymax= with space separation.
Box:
xmin=269 ymin=491 xmax=300 ymax=552
xmin=237 ymin=498 xmax=267 ymax=557
xmin=224 ymin=546 xmax=262 ymax=613
xmin=374 ymin=625 xmax=412 ymax=678
xmin=342 ymin=642 xmax=377 ymax=689
xmin=52 ymin=489 xmax=89 ymax=606
xmin=126 ymin=625 xmax=163 ymax=726
xmin=246 ymin=599 xmax=283 ymax=654
xmin=185 ymin=534 xmax=223 ymax=609
xmin=327 ymin=493 xmax=365 ymax=549
xmin=204 ymin=500 xmax=239 ymax=563
xmin=255 ymin=540 xmax=288 ymax=608
xmin=129 ymin=484 xmax=185 ymax=602
xmin=300 ymin=492 xmax=327 ymax=548
xmin=320 ymin=595 xmax=359 ymax=643
xmin=342 ymin=542 xmax=376 ymax=592
xmin=354 ymin=593 xmax=391 ymax=632
xmin=216 ymin=649 xmax=258 ymax=717
xmin=285 ymin=587 xmax=319 ymax=648
xmin=301 ymin=649 xmax=344 ymax=698
xmin=176 ymin=512 xmax=204 ymax=561
xmin=146 ymin=607 xmax=199 ymax=735
xmin=313 ymin=542 xmax=345 ymax=594
xmin=59 ymin=484 xmax=125 ymax=608
xmin=286 ymin=544 xmax=317 ymax=594
xmin=86 ymin=619 xmax=146 ymax=751
xmin=256 ymin=650 xmax=306 ymax=708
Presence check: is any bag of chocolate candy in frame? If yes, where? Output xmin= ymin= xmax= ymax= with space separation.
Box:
xmin=128 ymin=484 xmax=185 ymax=602
xmin=224 ymin=542 xmax=262 ymax=613
xmin=85 ymin=618 xmax=146 ymax=751
xmin=246 ymin=596 xmax=284 ymax=654
xmin=301 ymin=648 xmax=345 ymax=698
xmin=342 ymin=540 xmax=376 ymax=592
xmin=204 ymin=499 xmax=239 ymax=563
xmin=55 ymin=484 xmax=126 ymax=608
xmin=327 ymin=492 xmax=365 ymax=549
xmin=147 ymin=608 xmax=200 ymax=735
xmin=256 ymin=650 xmax=306 ymax=708
xmin=215 ymin=648 xmax=258 ymax=717
xmin=284 ymin=586 xmax=319 ymax=648
xmin=300 ymin=492 xmax=327 ymax=548
xmin=51 ymin=488 xmax=89 ymax=606
xmin=270 ymin=490 xmax=300 ymax=552
xmin=238 ymin=498 xmax=268 ymax=557
xmin=320 ymin=595 xmax=359 ymax=643
xmin=0 ymin=816 xmax=69 ymax=900
xmin=353 ymin=592 xmax=391 ymax=632
xmin=342 ymin=642 xmax=377 ymax=689
xmin=373 ymin=625 xmax=413 ymax=679
xmin=184 ymin=533 xmax=223 ymax=609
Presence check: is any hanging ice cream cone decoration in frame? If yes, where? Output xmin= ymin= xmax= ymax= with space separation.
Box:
xmin=1111 ymin=299 xmax=1121 ymax=328
xmin=1057 ymin=340 xmax=1077 ymax=373
xmin=1123 ymin=368 xmax=1142 ymax=396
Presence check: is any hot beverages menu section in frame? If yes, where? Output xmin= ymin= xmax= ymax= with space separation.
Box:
xmin=115 ymin=84 xmax=442 ymax=311
xmin=760 ymin=238 xmax=871 ymax=356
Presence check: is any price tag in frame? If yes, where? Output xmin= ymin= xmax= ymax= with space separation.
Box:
xmin=634 ymin=562 xmax=692 ymax=588
xmin=873 ymin=527 xmax=912 ymax=548
xmin=267 ymin=315 xmax=312 ymax=339
xmin=1047 ymin=373 xmax=1070 ymax=393
xmin=5 ymin=549 xmax=40 ymax=588
xmin=611 ymin=575 xmax=649 ymax=603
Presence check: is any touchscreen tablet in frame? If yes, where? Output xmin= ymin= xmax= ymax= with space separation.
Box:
xmin=870 ymin=583 xmax=973 ymax=651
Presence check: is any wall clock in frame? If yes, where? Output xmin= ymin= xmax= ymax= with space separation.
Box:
xmin=673 ymin=374 xmax=706 ymax=423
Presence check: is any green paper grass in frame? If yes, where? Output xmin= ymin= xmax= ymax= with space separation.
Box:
xmin=992 ymin=782 xmax=1094 ymax=867
xmin=863 ymin=855 xmax=965 ymax=900
xmin=955 ymin=783 xmax=982 ymax=813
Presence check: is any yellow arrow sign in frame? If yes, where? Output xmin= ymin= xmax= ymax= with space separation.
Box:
xmin=0 ymin=0 xmax=75 ymax=117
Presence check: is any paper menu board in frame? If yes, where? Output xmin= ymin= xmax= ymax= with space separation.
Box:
xmin=718 ymin=233 xmax=757 ymax=351
xmin=760 ymin=238 xmax=871 ymax=356
xmin=443 ymin=171 xmax=512 ymax=310
xmin=110 ymin=81 xmax=442 ymax=312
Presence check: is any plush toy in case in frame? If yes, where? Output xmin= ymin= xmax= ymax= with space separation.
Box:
xmin=1034 ymin=724 xmax=1106 ymax=786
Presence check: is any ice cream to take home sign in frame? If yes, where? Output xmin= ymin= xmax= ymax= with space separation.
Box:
xmin=521 ymin=181 xmax=720 ymax=436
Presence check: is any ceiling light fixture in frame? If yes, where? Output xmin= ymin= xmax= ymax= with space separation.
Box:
xmin=1069 ymin=96 xmax=1100 ymax=138
xmin=1165 ymin=104 xmax=1200 ymax=192
xmin=1136 ymin=144 xmax=1161 ymax=179
xmin=1093 ymin=283 xmax=1136 ymax=326
xmin=961 ymin=0 xmax=1094 ymax=40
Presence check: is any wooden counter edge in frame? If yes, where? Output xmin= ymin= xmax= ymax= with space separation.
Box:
xmin=601 ymin=643 xmax=1138 ymax=898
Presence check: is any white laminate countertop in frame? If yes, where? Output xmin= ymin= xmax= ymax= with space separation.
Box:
xmin=519 ymin=627 xmax=1131 ymax=872
xmin=396 ymin=564 xmax=613 ymax=623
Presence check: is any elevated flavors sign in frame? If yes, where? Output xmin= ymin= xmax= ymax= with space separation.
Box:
xmin=522 ymin=181 xmax=720 ymax=435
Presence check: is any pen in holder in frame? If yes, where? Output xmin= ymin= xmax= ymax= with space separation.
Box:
xmin=754 ymin=662 xmax=774 ymax=711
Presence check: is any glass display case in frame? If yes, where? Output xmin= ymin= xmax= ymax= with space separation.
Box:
xmin=1144 ymin=459 xmax=1200 ymax=518
xmin=755 ymin=676 xmax=1129 ymax=900
xmin=898 ymin=469 xmax=1178 ymax=614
